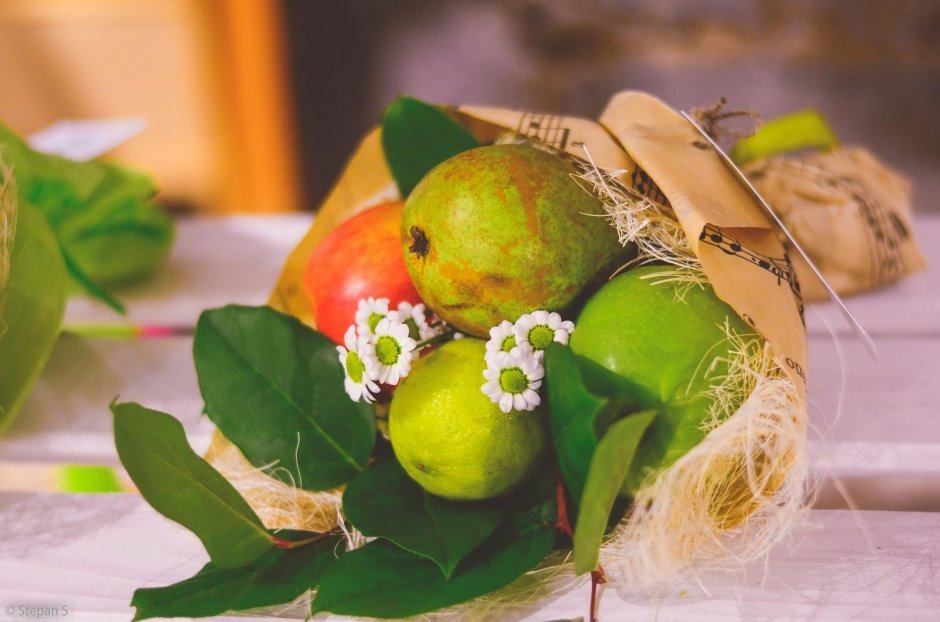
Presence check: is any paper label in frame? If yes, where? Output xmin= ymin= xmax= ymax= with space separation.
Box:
xmin=28 ymin=118 xmax=146 ymax=161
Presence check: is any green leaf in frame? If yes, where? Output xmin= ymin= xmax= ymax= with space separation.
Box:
xmin=573 ymin=409 xmax=657 ymax=575
xmin=131 ymin=535 xmax=345 ymax=621
xmin=0 ymin=122 xmax=174 ymax=290
xmin=381 ymin=96 xmax=481 ymax=196
xmin=730 ymin=109 xmax=839 ymax=166
xmin=0 ymin=201 xmax=67 ymax=432
xmin=544 ymin=344 xmax=635 ymax=504
xmin=343 ymin=459 xmax=505 ymax=578
xmin=311 ymin=511 xmax=555 ymax=618
xmin=193 ymin=305 xmax=376 ymax=490
xmin=58 ymin=241 xmax=125 ymax=314
xmin=112 ymin=401 xmax=273 ymax=568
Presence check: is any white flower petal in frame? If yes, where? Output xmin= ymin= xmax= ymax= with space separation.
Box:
xmin=480 ymin=342 xmax=548 ymax=414
xmin=343 ymin=325 xmax=358 ymax=350
xmin=371 ymin=317 xmax=416 ymax=386
xmin=545 ymin=312 xmax=562 ymax=329
xmin=482 ymin=381 xmax=502 ymax=399
xmin=523 ymin=389 xmax=540 ymax=405
xmin=355 ymin=297 xmax=390 ymax=335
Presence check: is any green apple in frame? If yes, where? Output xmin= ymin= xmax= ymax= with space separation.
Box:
xmin=569 ymin=265 xmax=758 ymax=495
xmin=401 ymin=143 xmax=632 ymax=337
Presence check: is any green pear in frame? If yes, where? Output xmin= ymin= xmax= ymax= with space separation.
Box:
xmin=401 ymin=143 xmax=632 ymax=337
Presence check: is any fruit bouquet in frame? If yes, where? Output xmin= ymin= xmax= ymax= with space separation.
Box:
xmin=114 ymin=92 xmax=811 ymax=620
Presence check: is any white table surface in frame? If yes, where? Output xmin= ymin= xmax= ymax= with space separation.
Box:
xmin=1 ymin=214 xmax=938 ymax=621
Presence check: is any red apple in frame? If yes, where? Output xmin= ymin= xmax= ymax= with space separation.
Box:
xmin=304 ymin=201 xmax=422 ymax=344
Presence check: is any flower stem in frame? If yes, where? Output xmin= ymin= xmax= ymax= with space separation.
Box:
xmin=590 ymin=566 xmax=607 ymax=622
xmin=416 ymin=329 xmax=455 ymax=349
xmin=271 ymin=530 xmax=336 ymax=549
xmin=554 ymin=466 xmax=574 ymax=539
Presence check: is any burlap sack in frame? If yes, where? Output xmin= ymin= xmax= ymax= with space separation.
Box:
xmin=0 ymin=155 xmax=15 ymax=311
xmin=746 ymin=147 xmax=926 ymax=301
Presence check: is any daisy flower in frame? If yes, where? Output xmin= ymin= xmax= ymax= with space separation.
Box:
xmin=372 ymin=316 xmax=417 ymax=385
xmin=482 ymin=348 xmax=544 ymax=414
xmin=394 ymin=301 xmax=440 ymax=341
xmin=485 ymin=320 xmax=518 ymax=362
xmin=355 ymin=297 xmax=390 ymax=336
xmin=513 ymin=310 xmax=575 ymax=352
xmin=336 ymin=325 xmax=380 ymax=403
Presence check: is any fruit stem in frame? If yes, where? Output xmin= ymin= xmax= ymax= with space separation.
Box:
xmin=271 ymin=530 xmax=336 ymax=550
xmin=416 ymin=329 xmax=457 ymax=350
xmin=590 ymin=566 xmax=607 ymax=622
xmin=554 ymin=466 xmax=574 ymax=540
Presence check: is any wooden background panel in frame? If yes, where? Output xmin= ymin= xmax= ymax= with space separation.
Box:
xmin=808 ymin=336 xmax=940 ymax=449
xmin=0 ymin=0 xmax=220 ymax=208
xmin=0 ymin=336 xmax=208 ymax=467
xmin=64 ymin=214 xmax=312 ymax=326
xmin=0 ymin=0 xmax=300 ymax=213
xmin=1 ymin=492 xmax=938 ymax=621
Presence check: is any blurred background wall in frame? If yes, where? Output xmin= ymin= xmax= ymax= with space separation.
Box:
xmin=0 ymin=0 xmax=299 ymax=214
xmin=0 ymin=0 xmax=937 ymax=213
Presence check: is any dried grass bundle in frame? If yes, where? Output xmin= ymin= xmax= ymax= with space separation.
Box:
xmin=0 ymin=157 xmax=17 ymax=313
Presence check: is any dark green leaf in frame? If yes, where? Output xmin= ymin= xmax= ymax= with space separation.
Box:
xmin=0 ymin=201 xmax=67 ymax=432
xmin=194 ymin=305 xmax=376 ymax=490
xmin=131 ymin=535 xmax=345 ymax=621
xmin=112 ymin=401 xmax=272 ymax=568
xmin=0 ymin=122 xmax=174 ymax=289
xmin=343 ymin=459 xmax=505 ymax=578
xmin=545 ymin=344 xmax=636 ymax=504
xmin=58 ymin=241 xmax=125 ymax=314
xmin=573 ymin=409 xmax=657 ymax=575
xmin=311 ymin=511 xmax=555 ymax=618
xmin=503 ymin=462 xmax=559 ymax=527
xmin=381 ymin=96 xmax=481 ymax=196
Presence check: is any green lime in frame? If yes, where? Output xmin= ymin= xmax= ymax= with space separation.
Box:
xmin=389 ymin=338 xmax=548 ymax=501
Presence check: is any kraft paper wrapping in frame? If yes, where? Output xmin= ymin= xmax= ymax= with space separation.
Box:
xmin=746 ymin=147 xmax=926 ymax=301
xmin=270 ymin=90 xmax=807 ymax=398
